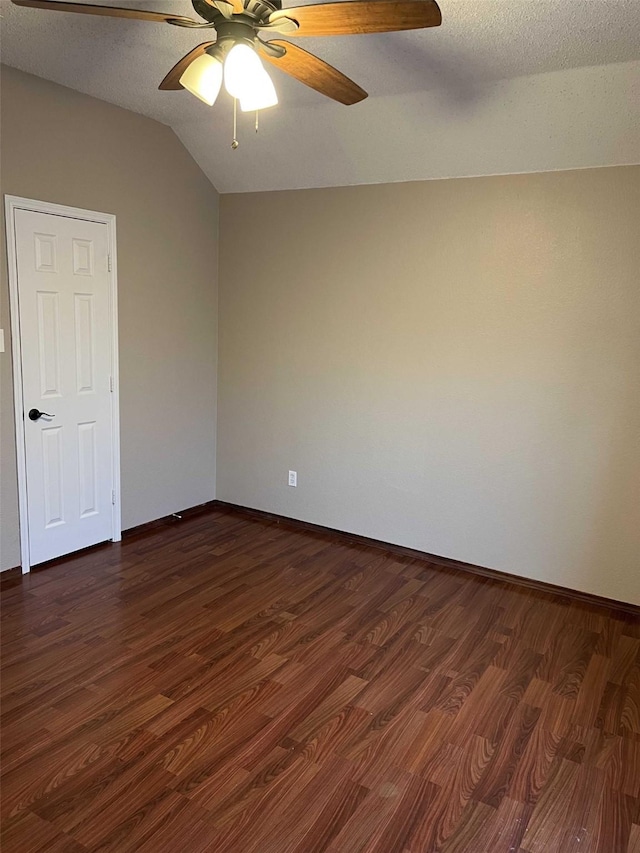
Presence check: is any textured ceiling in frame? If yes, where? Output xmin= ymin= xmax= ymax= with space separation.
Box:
xmin=1 ymin=0 xmax=639 ymax=192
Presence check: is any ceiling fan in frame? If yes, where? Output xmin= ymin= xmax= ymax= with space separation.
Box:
xmin=12 ymin=0 xmax=442 ymax=112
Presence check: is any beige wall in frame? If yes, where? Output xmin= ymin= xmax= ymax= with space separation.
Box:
xmin=2 ymin=68 xmax=638 ymax=604
xmin=0 ymin=66 xmax=219 ymax=570
xmin=218 ymin=167 xmax=640 ymax=605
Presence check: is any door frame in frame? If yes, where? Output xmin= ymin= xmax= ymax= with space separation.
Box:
xmin=4 ymin=195 xmax=121 ymax=573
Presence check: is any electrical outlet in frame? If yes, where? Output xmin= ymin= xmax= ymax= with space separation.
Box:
xmin=288 ymin=470 xmax=297 ymax=487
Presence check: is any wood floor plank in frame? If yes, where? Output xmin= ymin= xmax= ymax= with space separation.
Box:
xmin=408 ymin=734 xmax=495 ymax=851
xmin=628 ymin=823 xmax=640 ymax=853
xmin=2 ymin=506 xmax=638 ymax=852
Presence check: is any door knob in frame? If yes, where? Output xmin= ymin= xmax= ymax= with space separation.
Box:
xmin=28 ymin=408 xmax=54 ymax=421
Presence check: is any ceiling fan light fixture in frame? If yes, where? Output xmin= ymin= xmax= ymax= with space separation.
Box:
xmin=180 ymin=51 xmax=223 ymax=106
xmin=239 ymin=69 xmax=278 ymax=111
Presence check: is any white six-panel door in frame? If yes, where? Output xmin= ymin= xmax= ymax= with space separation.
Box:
xmin=12 ymin=207 xmax=117 ymax=566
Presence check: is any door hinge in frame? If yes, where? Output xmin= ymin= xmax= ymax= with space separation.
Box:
xmin=111 ymin=490 xmax=116 ymax=505
xmin=107 ymin=254 xmax=112 ymax=272
xmin=109 ymin=375 xmax=114 ymax=392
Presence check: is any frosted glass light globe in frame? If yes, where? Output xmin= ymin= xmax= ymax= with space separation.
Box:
xmin=224 ymin=43 xmax=265 ymax=100
xmin=240 ymin=68 xmax=278 ymax=111
xmin=180 ymin=53 xmax=223 ymax=106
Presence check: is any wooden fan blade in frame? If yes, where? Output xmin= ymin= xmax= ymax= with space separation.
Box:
xmin=202 ymin=0 xmax=234 ymax=18
xmin=201 ymin=0 xmax=244 ymax=15
xmin=159 ymin=42 xmax=217 ymax=90
xmin=259 ymin=40 xmax=366 ymax=105
xmin=11 ymin=0 xmax=199 ymax=25
xmin=269 ymin=0 xmax=441 ymax=37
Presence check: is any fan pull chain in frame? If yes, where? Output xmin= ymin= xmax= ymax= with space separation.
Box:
xmin=255 ymin=111 xmax=259 ymax=134
xmin=231 ymin=98 xmax=239 ymax=150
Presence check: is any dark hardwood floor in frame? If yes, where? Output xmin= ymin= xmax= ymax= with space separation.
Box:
xmin=1 ymin=506 xmax=638 ymax=852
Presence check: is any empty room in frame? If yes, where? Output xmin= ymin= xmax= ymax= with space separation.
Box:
xmin=1 ymin=0 xmax=639 ymax=850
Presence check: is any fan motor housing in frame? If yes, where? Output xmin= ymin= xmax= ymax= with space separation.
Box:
xmin=245 ymin=0 xmax=283 ymax=17
xmin=192 ymin=0 xmax=282 ymax=24
xmin=214 ymin=18 xmax=259 ymax=47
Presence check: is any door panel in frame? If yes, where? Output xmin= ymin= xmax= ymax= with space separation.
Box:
xmin=42 ymin=425 xmax=65 ymax=528
xmin=15 ymin=209 xmax=114 ymax=565
xmin=36 ymin=290 xmax=62 ymax=397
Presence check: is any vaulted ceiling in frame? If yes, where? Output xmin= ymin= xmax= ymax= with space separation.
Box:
xmin=2 ymin=0 xmax=639 ymax=192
